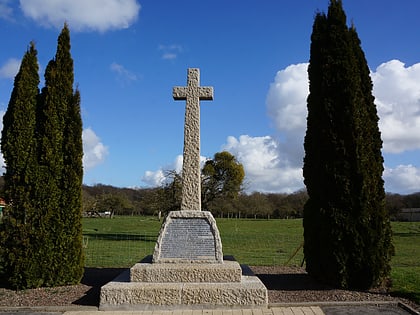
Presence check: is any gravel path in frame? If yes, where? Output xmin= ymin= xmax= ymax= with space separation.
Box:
xmin=0 ymin=266 xmax=418 ymax=312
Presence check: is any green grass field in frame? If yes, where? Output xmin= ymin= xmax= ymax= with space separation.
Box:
xmin=82 ymin=216 xmax=419 ymax=304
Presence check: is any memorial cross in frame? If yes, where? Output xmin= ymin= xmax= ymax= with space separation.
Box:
xmin=173 ymin=68 xmax=214 ymax=211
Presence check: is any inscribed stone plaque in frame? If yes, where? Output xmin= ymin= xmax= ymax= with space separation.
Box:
xmin=153 ymin=210 xmax=223 ymax=263
xmin=160 ymin=218 xmax=215 ymax=260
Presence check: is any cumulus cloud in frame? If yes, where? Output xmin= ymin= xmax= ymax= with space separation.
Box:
xmin=222 ymin=135 xmax=303 ymax=194
xmin=266 ymin=63 xmax=309 ymax=167
xmin=185 ymin=65 xmax=308 ymax=193
xmin=82 ymin=127 xmax=109 ymax=169
xmin=0 ymin=58 xmax=20 ymax=79
xmin=110 ymin=62 xmax=138 ymax=82
xmin=267 ymin=63 xmax=309 ymax=133
xmin=383 ymin=165 xmax=420 ymax=194
xmin=142 ymin=170 xmax=166 ymax=187
xmin=0 ymin=111 xmax=107 ymax=172
xmin=264 ymin=60 xmax=420 ymax=194
xmin=372 ymin=60 xmax=420 ymax=153
xmin=142 ymin=155 xmax=208 ymax=187
xmin=142 ymin=155 xmax=183 ymax=187
xmin=19 ymin=0 xmax=141 ymax=32
xmin=141 ymin=59 xmax=420 ymax=194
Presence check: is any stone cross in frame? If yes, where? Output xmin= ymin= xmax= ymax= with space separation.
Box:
xmin=173 ymin=68 xmax=214 ymax=211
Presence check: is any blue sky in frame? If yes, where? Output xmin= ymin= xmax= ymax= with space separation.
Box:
xmin=0 ymin=0 xmax=419 ymax=194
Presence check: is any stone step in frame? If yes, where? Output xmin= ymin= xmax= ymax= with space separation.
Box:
xmin=130 ymin=260 xmax=242 ymax=283
xmin=100 ymin=274 xmax=268 ymax=310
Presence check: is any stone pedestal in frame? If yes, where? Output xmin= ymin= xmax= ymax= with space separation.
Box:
xmin=99 ymin=211 xmax=268 ymax=310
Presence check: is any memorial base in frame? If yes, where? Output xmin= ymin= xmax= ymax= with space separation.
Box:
xmin=99 ymin=211 xmax=268 ymax=310
xmin=99 ymin=258 xmax=268 ymax=310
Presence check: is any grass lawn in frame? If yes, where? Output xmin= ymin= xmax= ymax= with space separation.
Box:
xmin=82 ymin=216 xmax=419 ymax=304
xmin=389 ymin=221 xmax=420 ymax=303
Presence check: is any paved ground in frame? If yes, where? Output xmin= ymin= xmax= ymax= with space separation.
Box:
xmin=0 ymin=304 xmax=418 ymax=315
xmin=65 ymin=307 xmax=326 ymax=315
xmin=322 ymin=304 xmax=415 ymax=315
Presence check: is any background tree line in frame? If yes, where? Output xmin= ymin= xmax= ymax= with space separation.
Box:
xmin=57 ymin=182 xmax=419 ymax=220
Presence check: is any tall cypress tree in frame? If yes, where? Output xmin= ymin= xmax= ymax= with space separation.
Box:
xmin=0 ymin=42 xmax=40 ymax=288
xmin=60 ymin=87 xmax=84 ymax=283
xmin=303 ymin=0 xmax=393 ymax=289
xmin=36 ymin=23 xmax=84 ymax=285
xmin=1 ymin=42 xmax=39 ymax=222
xmin=1 ymin=24 xmax=84 ymax=288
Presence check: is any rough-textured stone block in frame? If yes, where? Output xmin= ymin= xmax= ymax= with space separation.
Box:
xmin=181 ymin=276 xmax=268 ymax=307
xmin=130 ymin=260 xmax=242 ymax=283
xmin=100 ymin=281 xmax=182 ymax=309
xmin=100 ymin=275 xmax=267 ymax=310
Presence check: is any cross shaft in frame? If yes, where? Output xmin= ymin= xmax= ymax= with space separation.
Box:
xmin=173 ymin=68 xmax=214 ymax=211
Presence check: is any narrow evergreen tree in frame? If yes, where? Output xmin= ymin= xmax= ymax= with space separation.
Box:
xmin=36 ymin=23 xmax=84 ymax=285
xmin=1 ymin=24 xmax=83 ymax=289
xmin=60 ymin=87 xmax=84 ymax=283
xmin=1 ymin=42 xmax=39 ymax=223
xmin=0 ymin=42 xmax=41 ymax=288
xmin=303 ymin=0 xmax=393 ymax=289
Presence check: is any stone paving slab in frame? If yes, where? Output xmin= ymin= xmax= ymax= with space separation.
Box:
xmin=63 ymin=307 xmax=325 ymax=315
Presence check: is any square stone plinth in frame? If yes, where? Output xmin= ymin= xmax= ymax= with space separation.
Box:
xmin=100 ymin=274 xmax=268 ymax=310
xmin=130 ymin=260 xmax=242 ymax=283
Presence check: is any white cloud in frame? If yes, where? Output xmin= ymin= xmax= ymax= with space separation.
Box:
xmin=263 ymin=60 xmax=420 ymax=194
xmin=142 ymin=59 xmax=420 ymax=194
xmin=141 ymin=155 xmax=183 ymax=187
xmin=19 ymin=0 xmax=141 ymax=32
xmin=82 ymin=127 xmax=108 ymax=169
xmin=383 ymin=165 xmax=420 ymax=194
xmin=222 ymin=135 xmax=303 ymax=194
xmin=142 ymin=169 xmax=166 ymax=187
xmin=0 ymin=58 xmax=20 ymax=79
xmin=141 ymin=155 xmax=208 ymax=187
xmin=266 ymin=63 xmax=309 ymax=168
xmin=110 ymin=62 xmax=138 ymax=82
xmin=267 ymin=63 xmax=309 ymax=133
xmin=372 ymin=60 xmax=420 ymax=153
xmin=0 ymin=112 xmax=107 ymax=173
xmin=0 ymin=0 xmax=14 ymax=21
xmin=159 ymin=44 xmax=183 ymax=60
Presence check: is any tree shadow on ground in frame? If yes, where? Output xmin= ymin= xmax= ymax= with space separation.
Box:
xmin=73 ymin=261 xmax=331 ymax=306
xmin=83 ymin=233 xmax=157 ymax=242
xmin=73 ymin=267 xmax=126 ymax=306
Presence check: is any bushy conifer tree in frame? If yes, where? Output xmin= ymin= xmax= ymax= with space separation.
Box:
xmin=1 ymin=24 xmax=84 ymax=288
xmin=60 ymin=87 xmax=84 ymax=282
xmin=0 ymin=42 xmax=41 ymax=288
xmin=303 ymin=0 xmax=393 ymax=289
xmin=36 ymin=23 xmax=84 ymax=286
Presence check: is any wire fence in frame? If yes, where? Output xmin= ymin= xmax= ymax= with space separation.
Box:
xmin=82 ymin=232 xmax=305 ymax=268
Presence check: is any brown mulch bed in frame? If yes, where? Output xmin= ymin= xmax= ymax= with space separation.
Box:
xmin=0 ymin=266 xmax=418 ymax=311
